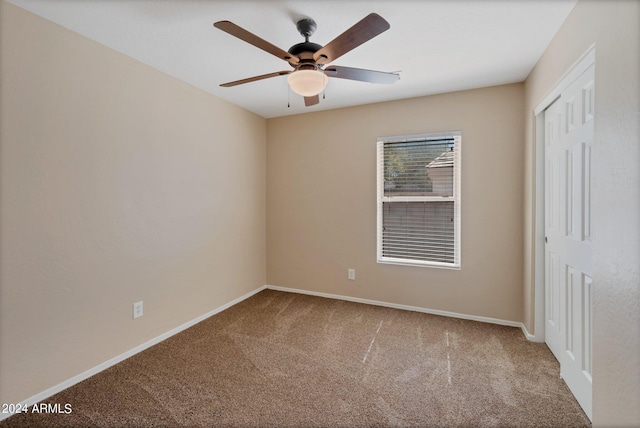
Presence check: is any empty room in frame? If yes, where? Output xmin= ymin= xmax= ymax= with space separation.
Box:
xmin=0 ymin=0 xmax=638 ymax=427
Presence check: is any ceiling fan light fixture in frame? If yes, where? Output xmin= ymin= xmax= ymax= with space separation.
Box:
xmin=287 ymin=69 xmax=328 ymax=97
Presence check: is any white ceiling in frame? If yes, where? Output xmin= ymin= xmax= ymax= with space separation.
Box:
xmin=8 ymin=0 xmax=576 ymax=119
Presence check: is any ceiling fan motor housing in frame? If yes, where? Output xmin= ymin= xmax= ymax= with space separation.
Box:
xmin=288 ymin=41 xmax=322 ymax=57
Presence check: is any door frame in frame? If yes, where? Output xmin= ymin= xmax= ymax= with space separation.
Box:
xmin=531 ymin=44 xmax=595 ymax=343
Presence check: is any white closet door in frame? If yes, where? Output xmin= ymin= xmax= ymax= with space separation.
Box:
xmin=544 ymin=63 xmax=594 ymax=420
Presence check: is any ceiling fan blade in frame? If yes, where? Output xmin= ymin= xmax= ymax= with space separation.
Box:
xmin=313 ymin=13 xmax=390 ymax=65
xmin=220 ymin=71 xmax=291 ymax=87
xmin=324 ymin=66 xmax=400 ymax=84
xmin=304 ymin=95 xmax=320 ymax=106
xmin=214 ymin=21 xmax=299 ymax=65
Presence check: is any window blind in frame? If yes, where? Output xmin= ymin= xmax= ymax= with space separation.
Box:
xmin=377 ymin=132 xmax=461 ymax=268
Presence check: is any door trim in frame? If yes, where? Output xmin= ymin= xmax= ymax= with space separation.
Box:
xmin=531 ymin=44 xmax=595 ymax=343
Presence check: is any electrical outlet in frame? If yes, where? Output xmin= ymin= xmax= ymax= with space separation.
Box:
xmin=348 ymin=269 xmax=355 ymax=281
xmin=133 ymin=301 xmax=143 ymax=319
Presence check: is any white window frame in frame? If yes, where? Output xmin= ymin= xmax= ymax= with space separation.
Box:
xmin=376 ymin=131 xmax=462 ymax=269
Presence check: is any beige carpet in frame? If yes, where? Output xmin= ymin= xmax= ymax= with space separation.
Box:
xmin=2 ymin=289 xmax=591 ymax=427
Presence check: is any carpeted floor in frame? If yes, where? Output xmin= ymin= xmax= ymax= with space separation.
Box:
xmin=2 ymin=289 xmax=591 ymax=427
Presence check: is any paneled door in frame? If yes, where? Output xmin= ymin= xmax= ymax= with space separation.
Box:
xmin=544 ymin=62 xmax=594 ymax=420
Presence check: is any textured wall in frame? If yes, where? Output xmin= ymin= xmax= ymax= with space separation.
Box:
xmin=0 ymin=2 xmax=266 ymax=404
xmin=523 ymin=1 xmax=640 ymax=425
xmin=267 ymin=84 xmax=524 ymax=323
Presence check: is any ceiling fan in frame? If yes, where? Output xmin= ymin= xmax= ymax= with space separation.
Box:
xmin=213 ymin=13 xmax=400 ymax=107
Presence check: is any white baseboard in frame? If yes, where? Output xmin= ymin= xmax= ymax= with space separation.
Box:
xmin=266 ymin=285 xmax=525 ymax=330
xmin=520 ymin=322 xmax=545 ymax=343
xmin=0 ymin=285 xmax=267 ymax=422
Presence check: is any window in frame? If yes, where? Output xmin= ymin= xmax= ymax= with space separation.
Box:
xmin=377 ymin=132 xmax=461 ymax=268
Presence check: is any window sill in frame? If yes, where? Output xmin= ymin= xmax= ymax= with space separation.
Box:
xmin=377 ymin=258 xmax=461 ymax=270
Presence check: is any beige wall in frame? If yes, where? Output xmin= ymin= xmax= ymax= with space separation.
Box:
xmin=523 ymin=0 xmax=640 ymax=425
xmin=0 ymin=2 xmax=266 ymax=404
xmin=267 ymin=84 xmax=524 ymax=323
